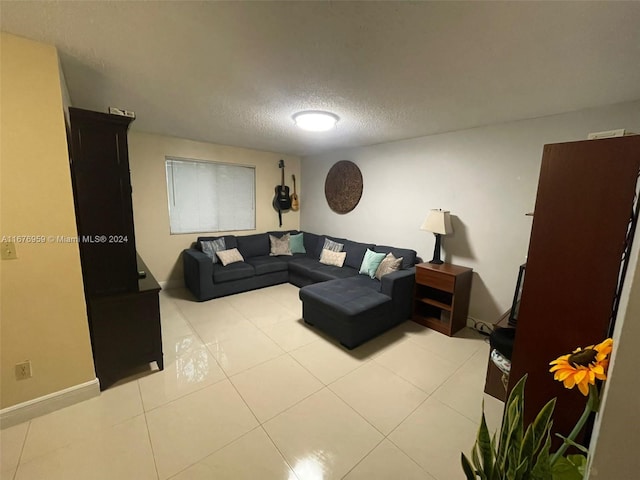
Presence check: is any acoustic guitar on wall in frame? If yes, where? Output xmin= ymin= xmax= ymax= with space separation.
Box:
xmin=273 ymin=160 xmax=291 ymax=226
xmin=291 ymin=174 xmax=299 ymax=211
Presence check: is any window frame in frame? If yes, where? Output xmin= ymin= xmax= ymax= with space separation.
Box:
xmin=165 ymin=156 xmax=256 ymax=235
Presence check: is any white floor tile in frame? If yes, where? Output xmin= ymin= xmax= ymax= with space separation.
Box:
xmin=260 ymin=318 xmax=321 ymax=351
xmin=432 ymin=347 xmax=492 ymax=422
xmin=169 ymin=427 xmax=297 ymax=480
xmin=231 ymin=355 xmax=323 ymax=422
xmin=1 ymin=421 xmax=29 ymax=474
xmin=139 ymin=340 xmax=226 ymax=411
xmin=206 ymin=329 xmax=284 ymax=376
xmin=290 ymin=338 xmax=367 ymax=385
xmin=15 ymin=415 xmax=156 ymax=480
xmin=146 ymin=379 xmax=258 ymax=479
xmin=264 ymin=389 xmax=383 ymax=480
xmin=389 ymin=396 xmax=478 ymax=480
xmin=5 ymin=284 xmax=496 ymax=480
xmin=330 ymin=362 xmax=427 ymax=434
xmin=343 ymin=439 xmax=435 ymax=480
xmin=373 ymin=340 xmax=459 ymax=394
xmin=20 ymin=381 xmax=143 ymax=463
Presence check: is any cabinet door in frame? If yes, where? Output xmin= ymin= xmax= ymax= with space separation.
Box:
xmin=509 ymin=136 xmax=640 ymax=444
xmin=69 ymin=108 xmax=137 ymax=295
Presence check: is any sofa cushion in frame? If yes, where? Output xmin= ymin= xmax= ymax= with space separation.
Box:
xmin=216 ymin=248 xmax=244 ymax=266
xmin=300 ymin=278 xmax=392 ymax=321
xmin=289 ymin=232 xmax=306 ymax=254
xmin=314 ymin=235 xmax=347 ymax=259
xmin=288 ymin=256 xmax=323 ymax=277
xmin=198 ymin=235 xmax=237 ymax=251
xmin=319 ymin=248 xmax=346 ymax=267
xmin=343 ymin=240 xmax=376 ymax=270
xmin=269 ymin=233 xmax=292 ymax=256
xmin=322 ymin=238 xmax=344 ymax=253
xmin=311 ymin=264 xmax=359 ymax=282
xmin=374 ymin=245 xmax=417 ymax=269
xmin=237 ymin=233 xmax=269 ymax=258
xmin=212 ymin=262 xmax=254 ymax=283
xmin=359 ymin=249 xmax=387 ymax=278
xmin=301 ymin=232 xmax=320 ymax=257
xmin=200 ymin=238 xmax=226 ymax=264
xmin=246 ymin=255 xmax=290 ymax=276
xmin=375 ymin=252 xmax=403 ymax=280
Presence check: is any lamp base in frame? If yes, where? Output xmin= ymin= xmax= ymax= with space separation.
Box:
xmin=429 ymin=233 xmax=444 ymax=264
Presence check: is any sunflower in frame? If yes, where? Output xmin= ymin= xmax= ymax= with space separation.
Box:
xmin=549 ymin=338 xmax=613 ymax=396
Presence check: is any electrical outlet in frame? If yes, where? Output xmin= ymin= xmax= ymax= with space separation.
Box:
xmin=15 ymin=361 xmax=32 ymax=380
xmin=1 ymin=241 xmax=18 ymax=260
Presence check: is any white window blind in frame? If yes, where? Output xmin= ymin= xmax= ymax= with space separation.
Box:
xmin=166 ymin=157 xmax=255 ymax=234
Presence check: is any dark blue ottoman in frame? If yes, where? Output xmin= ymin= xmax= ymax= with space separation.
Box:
xmin=299 ymin=277 xmax=394 ymax=349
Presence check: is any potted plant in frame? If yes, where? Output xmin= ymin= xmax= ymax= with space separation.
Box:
xmin=461 ymin=338 xmax=613 ymax=480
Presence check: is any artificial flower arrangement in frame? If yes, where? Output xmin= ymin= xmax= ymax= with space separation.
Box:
xmin=461 ymin=338 xmax=613 ymax=480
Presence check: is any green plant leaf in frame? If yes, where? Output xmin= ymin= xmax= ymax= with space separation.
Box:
xmin=554 ymin=434 xmax=589 ymax=454
xmin=461 ymin=452 xmax=477 ymax=480
xmin=498 ymin=375 xmax=527 ymax=463
xmin=551 ymin=456 xmax=583 ymax=480
xmin=531 ymin=425 xmax=553 ymax=480
xmin=478 ymin=410 xmax=494 ymax=478
xmin=566 ymin=455 xmax=587 ymax=475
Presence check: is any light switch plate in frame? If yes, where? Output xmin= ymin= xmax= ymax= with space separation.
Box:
xmin=1 ymin=242 xmax=18 ymax=260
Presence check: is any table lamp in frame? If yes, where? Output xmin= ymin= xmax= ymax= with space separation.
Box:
xmin=420 ymin=209 xmax=453 ymax=264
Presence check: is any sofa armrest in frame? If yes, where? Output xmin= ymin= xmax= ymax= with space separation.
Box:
xmin=183 ymin=248 xmax=213 ymax=301
xmin=380 ymin=267 xmax=416 ymax=320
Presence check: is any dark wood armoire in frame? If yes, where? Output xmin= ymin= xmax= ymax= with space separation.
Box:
xmin=68 ymin=107 xmax=163 ymax=390
xmin=508 ymin=135 xmax=640 ymax=446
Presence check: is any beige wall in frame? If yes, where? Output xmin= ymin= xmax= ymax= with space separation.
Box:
xmin=128 ymin=132 xmax=301 ymax=285
xmin=0 ymin=33 xmax=95 ymax=408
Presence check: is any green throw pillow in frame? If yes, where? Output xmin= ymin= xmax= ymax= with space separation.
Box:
xmin=359 ymin=249 xmax=387 ymax=279
xmin=289 ymin=232 xmax=306 ymax=254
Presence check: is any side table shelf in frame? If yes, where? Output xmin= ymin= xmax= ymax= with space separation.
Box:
xmin=412 ymin=263 xmax=472 ymax=336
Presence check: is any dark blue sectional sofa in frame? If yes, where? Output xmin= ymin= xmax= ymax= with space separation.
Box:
xmin=183 ymin=230 xmax=417 ymax=348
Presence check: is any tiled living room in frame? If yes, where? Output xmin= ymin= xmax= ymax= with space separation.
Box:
xmin=2 ymin=284 xmax=504 ymax=479
xmin=2 ymin=2 xmax=640 ymax=480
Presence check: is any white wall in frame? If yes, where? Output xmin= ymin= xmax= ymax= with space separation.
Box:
xmin=301 ymin=101 xmax=640 ymax=322
xmin=587 ymin=224 xmax=640 ymax=478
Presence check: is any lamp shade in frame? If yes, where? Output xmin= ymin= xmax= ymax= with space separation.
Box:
xmin=420 ymin=209 xmax=453 ymax=235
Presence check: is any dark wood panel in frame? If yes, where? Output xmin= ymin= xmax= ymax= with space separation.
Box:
xmin=508 ymin=136 xmax=640 ymax=445
xmin=68 ymin=108 xmax=163 ymax=390
xmin=69 ymin=107 xmax=138 ymax=296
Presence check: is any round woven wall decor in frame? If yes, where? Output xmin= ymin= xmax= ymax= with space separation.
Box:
xmin=324 ymin=160 xmax=363 ymax=214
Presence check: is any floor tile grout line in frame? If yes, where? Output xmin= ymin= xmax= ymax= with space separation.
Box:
xmin=163 ymin=425 xmax=266 ymax=480
xmin=11 ymin=419 xmax=31 ymax=479
xmin=162 ymin=288 xmax=488 ymax=480
xmin=138 ymin=381 xmax=161 ymax=480
xmin=258 ymin=424 xmax=303 ymax=480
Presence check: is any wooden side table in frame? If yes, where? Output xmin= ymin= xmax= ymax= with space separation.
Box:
xmin=412 ymin=263 xmax=473 ymax=336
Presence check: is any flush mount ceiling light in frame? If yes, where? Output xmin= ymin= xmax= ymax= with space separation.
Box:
xmin=292 ymin=110 xmax=339 ymax=132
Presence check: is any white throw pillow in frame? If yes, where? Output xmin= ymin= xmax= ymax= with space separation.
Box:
xmin=319 ymin=248 xmax=346 ymax=267
xmin=216 ymin=248 xmax=245 ymax=266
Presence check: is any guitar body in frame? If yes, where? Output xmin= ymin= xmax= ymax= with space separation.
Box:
xmin=273 ymin=160 xmax=291 ymax=226
xmin=291 ymin=174 xmax=299 ymax=211
xmin=274 ymin=184 xmax=291 ymax=210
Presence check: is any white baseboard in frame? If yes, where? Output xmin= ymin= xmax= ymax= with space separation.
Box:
xmin=0 ymin=378 xmax=100 ymax=429
xmin=159 ymin=279 xmax=183 ymax=289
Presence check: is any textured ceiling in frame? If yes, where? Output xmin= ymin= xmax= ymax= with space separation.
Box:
xmin=2 ymin=1 xmax=640 ymax=156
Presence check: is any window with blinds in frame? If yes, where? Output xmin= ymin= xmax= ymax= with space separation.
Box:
xmin=165 ymin=157 xmax=256 ymax=234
